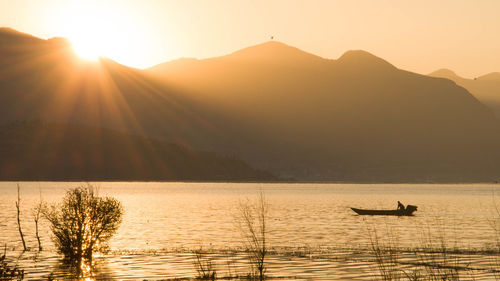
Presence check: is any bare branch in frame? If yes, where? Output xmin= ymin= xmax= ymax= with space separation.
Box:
xmin=32 ymin=187 xmax=44 ymax=251
xmin=237 ymin=190 xmax=269 ymax=280
xmin=16 ymin=184 xmax=27 ymax=251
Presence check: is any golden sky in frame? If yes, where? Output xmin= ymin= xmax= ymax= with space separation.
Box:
xmin=1 ymin=0 xmax=499 ymax=78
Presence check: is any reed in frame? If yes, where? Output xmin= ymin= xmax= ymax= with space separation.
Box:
xmin=369 ymin=227 xmax=404 ymax=281
xmin=490 ymin=194 xmax=500 ymax=280
xmin=236 ymin=191 xmax=269 ymax=281
xmin=0 ymin=245 xmax=24 ymax=280
xmin=368 ymin=224 xmax=466 ymax=281
xmin=413 ymin=226 xmax=462 ymax=281
xmin=192 ymin=247 xmax=217 ymax=280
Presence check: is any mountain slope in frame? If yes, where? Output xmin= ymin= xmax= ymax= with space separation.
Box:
xmin=430 ymin=69 xmax=500 ymax=117
xmin=0 ymin=28 xmax=275 ymax=181
xmin=0 ymin=122 xmax=275 ymax=181
xmin=0 ymin=28 xmax=230 ymax=148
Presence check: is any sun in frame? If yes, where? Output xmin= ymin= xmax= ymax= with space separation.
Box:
xmin=58 ymin=2 xmax=115 ymax=60
xmin=56 ymin=1 xmax=150 ymax=65
xmin=68 ymin=25 xmax=103 ymax=60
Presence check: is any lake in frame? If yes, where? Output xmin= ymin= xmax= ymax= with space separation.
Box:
xmin=1 ymin=182 xmax=500 ymax=280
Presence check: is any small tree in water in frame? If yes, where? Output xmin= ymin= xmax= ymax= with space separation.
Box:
xmin=43 ymin=185 xmax=123 ymax=272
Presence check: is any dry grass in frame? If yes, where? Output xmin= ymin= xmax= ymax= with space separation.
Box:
xmin=236 ymin=191 xmax=269 ymax=280
xmin=0 ymin=246 xmax=24 ymax=280
xmin=368 ymin=224 xmax=470 ymax=281
xmin=192 ymin=248 xmax=217 ymax=280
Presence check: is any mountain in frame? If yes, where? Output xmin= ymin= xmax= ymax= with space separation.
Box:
xmin=148 ymin=42 xmax=500 ymax=181
xmin=3 ymin=28 xmax=500 ymax=182
xmin=477 ymin=72 xmax=500 ymax=82
xmin=0 ymin=122 xmax=275 ymax=181
xmin=0 ymin=28 xmax=243 ymax=150
xmin=429 ymin=69 xmax=500 ymax=117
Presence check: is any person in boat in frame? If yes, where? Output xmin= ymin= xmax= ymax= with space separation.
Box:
xmin=397 ymin=201 xmax=405 ymax=210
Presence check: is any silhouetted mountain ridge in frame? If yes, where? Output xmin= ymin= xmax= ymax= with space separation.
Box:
xmin=430 ymin=69 xmax=500 ymax=118
xmin=431 ymin=69 xmax=460 ymax=79
xmin=228 ymin=41 xmax=325 ymax=62
xmin=2 ymin=28 xmax=500 ymax=182
xmin=478 ymin=72 xmax=500 ymax=81
xmin=337 ymin=49 xmax=396 ymax=71
xmin=150 ymin=43 xmax=395 ymax=73
xmin=147 ymin=42 xmax=500 ymax=181
xmin=0 ymin=27 xmax=37 ymax=39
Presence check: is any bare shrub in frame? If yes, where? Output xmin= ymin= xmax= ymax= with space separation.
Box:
xmin=237 ymin=191 xmax=269 ymax=280
xmin=43 ymin=185 xmax=123 ymax=272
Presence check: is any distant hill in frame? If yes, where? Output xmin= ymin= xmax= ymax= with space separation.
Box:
xmin=0 ymin=122 xmax=276 ymax=181
xmin=430 ymin=69 xmax=500 ymax=117
xmin=3 ymin=28 xmax=500 ymax=182
xmin=478 ymin=72 xmax=500 ymax=82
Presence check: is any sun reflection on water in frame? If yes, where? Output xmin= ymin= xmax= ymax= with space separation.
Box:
xmin=79 ymin=260 xmax=96 ymax=280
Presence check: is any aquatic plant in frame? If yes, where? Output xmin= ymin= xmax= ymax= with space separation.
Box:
xmin=237 ymin=191 xmax=269 ymax=280
xmin=43 ymin=185 xmax=123 ymax=273
xmin=368 ymin=224 xmax=465 ymax=281
xmin=192 ymin=247 xmax=217 ymax=280
xmin=490 ymin=195 xmax=500 ymax=280
xmin=413 ymin=226 xmax=462 ymax=281
xmin=0 ymin=247 xmax=24 ymax=280
xmin=369 ymin=228 xmax=403 ymax=281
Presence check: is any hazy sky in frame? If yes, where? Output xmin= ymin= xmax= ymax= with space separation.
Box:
xmin=1 ymin=0 xmax=499 ymax=77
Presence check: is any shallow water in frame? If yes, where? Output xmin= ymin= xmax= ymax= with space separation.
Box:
xmin=1 ymin=182 xmax=500 ymax=280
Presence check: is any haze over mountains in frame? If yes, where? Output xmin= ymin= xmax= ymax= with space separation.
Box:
xmin=2 ymin=27 xmax=500 ymax=182
xmin=430 ymin=69 xmax=500 ymax=117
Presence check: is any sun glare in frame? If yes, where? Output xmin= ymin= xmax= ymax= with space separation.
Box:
xmin=56 ymin=1 xmax=151 ymax=65
xmin=70 ymin=32 xmax=102 ymax=60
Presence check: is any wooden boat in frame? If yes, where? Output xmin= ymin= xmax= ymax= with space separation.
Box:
xmin=351 ymin=205 xmax=417 ymax=216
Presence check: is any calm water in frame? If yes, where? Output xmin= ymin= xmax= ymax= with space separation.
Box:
xmin=1 ymin=182 xmax=500 ymax=280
